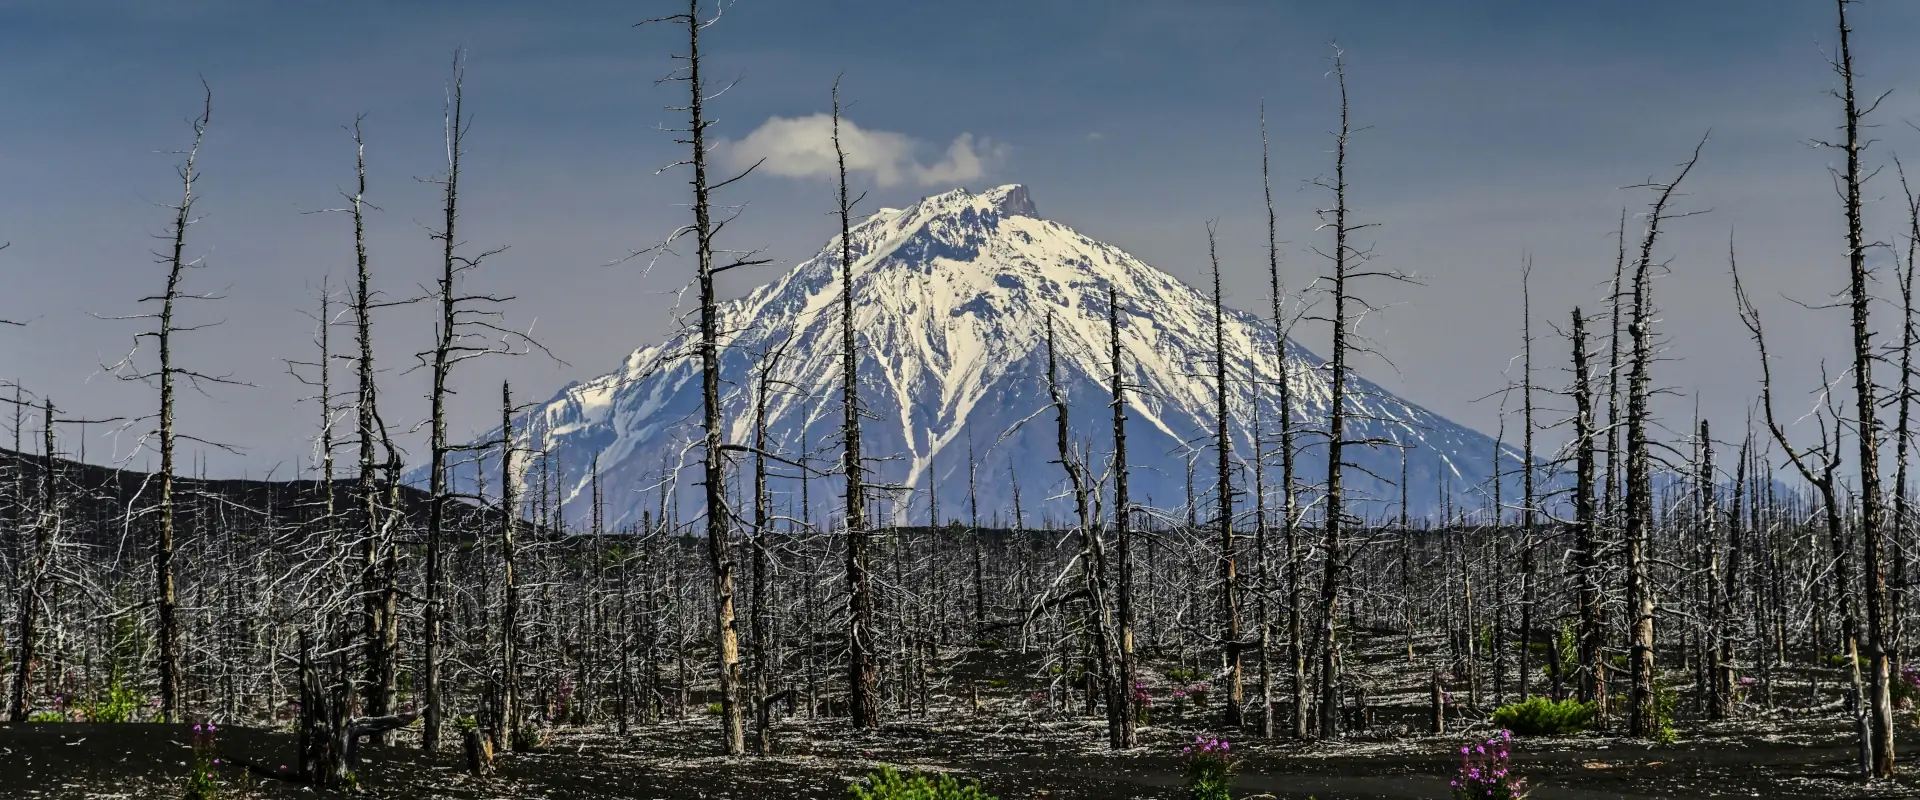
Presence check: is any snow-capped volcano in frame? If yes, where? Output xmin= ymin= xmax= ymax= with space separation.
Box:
xmin=440 ymin=184 xmax=1518 ymax=529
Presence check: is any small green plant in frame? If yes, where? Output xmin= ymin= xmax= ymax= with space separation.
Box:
xmin=1489 ymin=697 xmax=1595 ymax=736
xmin=984 ymin=678 xmax=1010 ymax=690
xmin=706 ymin=701 xmax=725 ymax=715
xmin=453 ymin=714 xmax=478 ymax=732
xmin=27 ymin=710 xmax=64 ymax=722
xmin=848 ymin=765 xmax=998 ymax=799
xmin=1182 ymin=736 xmax=1234 ymax=800
xmin=76 ymin=667 xmax=140 ymax=723
xmin=1450 ymin=730 xmax=1527 ymax=799
xmin=1652 ymin=680 xmax=1680 ymax=745
xmin=1163 ymin=666 xmax=1202 ymax=683
xmin=184 ymin=722 xmax=221 ymax=800
xmin=974 ymin=637 xmax=1002 ymax=650
xmin=1823 ymin=653 xmax=1865 ymax=669
xmin=512 ymin=723 xmax=547 ymax=751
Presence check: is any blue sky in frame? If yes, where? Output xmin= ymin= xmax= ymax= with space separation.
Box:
xmin=2 ymin=0 xmax=1917 ymax=477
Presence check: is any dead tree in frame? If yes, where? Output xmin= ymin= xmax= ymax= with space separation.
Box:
xmin=1699 ymin=417 xmax=1733 ymax=721
xmin=1821 ymin=0 xmax=1895 ymax=775
xmin=1106 ymin=284 xmax=1138 ymax=747
xmin=497 ymin=382 xmax=521 ymax=752
xmin=1256 ymin=103 xmax=1288 ymax=740
xmin=1622 ymin=135 xmax=1705 ymax=739
xmin=1603 ymin=211 xmax=1628 ymax=571
xmin=1042 ymin=313 xmax=1124 ymax=747
xmin=1734 ymin=237 xmax=1873 ymax=776
xmin=7 ymin=399 xmax=55 ymax=721
xmin=329 ymin=115 xmax=402 ymax=734
xmin=1313 ymin=48 xmax=1354 ymax=738
xmin=743 ymin=339 xmax=798 ymax=754
xmin=104 ymin=84 xmax=238 ymax=722
xmin=1264 ymin=127 xmax=1309 ymax=739
xmin=417 ymin=54 xmax=519 ymax=752
xmin=1206 ymin=225 xmax=1244 ymax=730
xmin=831 ymin=78 xmax=880 ymax=730
xmin=1309 ymin=47 xmax=1407 ymax=738
xmin=1518 ymin=259 xmax=1538 ymax=701
xmin=1568 ymin=309 xmax=1605 ymax=715
xmin=970 ymin=436 xmax=986 ymax=632
xmin=643 ymin=2 xmax=773 ymax=754
xmin=1889 ymin=157 xmax=1920 ymax=671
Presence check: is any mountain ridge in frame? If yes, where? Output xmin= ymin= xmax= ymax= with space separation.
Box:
xmin=427 ymin=184 xmax=1523 ymax=529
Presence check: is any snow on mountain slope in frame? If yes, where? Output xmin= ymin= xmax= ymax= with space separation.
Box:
xmin=432 ymin=184 xmax=1522 ymax=529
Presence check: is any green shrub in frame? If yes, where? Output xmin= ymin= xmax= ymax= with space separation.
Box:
xmin=27 ymin=710 xmax=64 ymax=722
xmin=1489 ymin=696 xmax=1595 ymax=736
xmin=1652 ymin=681 xmax=1679 ymax=745
xmin=1824 ymin=653 xmax=1866 ymax=669
xmin=512 ymin=724 xmax=547 ymax=752
xmin=1163 ymin=666 xmax=1202 ymax=683
xmin=848 ymin=766 xmax=997 ymax=800
xmin=69 ymin=666 xmax=141 ymax=723
xmin=453 ymin=714 xmax=478 ymax=733
xmin=984 ymin=678 xmax=1010 ymax=690
xmin=706 ymin=701 xmax=725 ymax=715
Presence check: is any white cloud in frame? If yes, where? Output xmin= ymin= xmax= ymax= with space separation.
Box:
xmin=719 ymin=114 xmax=1003 ymax=188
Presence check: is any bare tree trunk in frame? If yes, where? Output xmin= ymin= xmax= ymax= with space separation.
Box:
xmin=648 ymin=0 xmax=749 ymax=753
xmin=341 ymin=117 xmax=396 ymax=733
xmin=1107 ymin=285 xmax=1138 ymax=748
xmin=1625 ymin=136 xmax=1705 ymax=738
xmin=750 ymin=351 xmax=778 ymax=755
xmin=1257 ymin=105 xmax=1284 ymax=740
xmin=152 ymin=87 xmax=213 ymax=724
xmin=1207 ymin=227 xmax=1244 ymax=730
xmin=832 ymin=80 xmax=879 ymax=730
xmin=420 ymin=55 xmax=473 ymax=753
xmin=498 ymin=383 xmax=521 ymax=752
xmin=1570 ymin=310 xmax=1605 ymax=714
xmin=1315 ymin=50 xmax=1355 ymax=739
xmin=1045 ymin=313 xmax=1124 ymax=748
xmin=970 ymin=437 xmax=985 ymax=632
xmin=8 ymin=400 xmax=54 ymax=721
xmin=1269 ymin=182 xmax=1307 ymax=743
xmin=1891 ymin=161 xmax=1920 ymax=676
xmin=1603 ymin=211 xmax=1627 ymax=636
xmin=1519 ymin=261 xmax=1537 ymax=701
xmin=1698 ymin=418 xmax=1732 ymax=720
xmin=1831 ymin=0 xmax=1895 ymax=775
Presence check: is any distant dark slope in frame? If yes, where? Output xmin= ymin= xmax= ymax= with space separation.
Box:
xmin=0 ymin=449 xmax=505 ymax=547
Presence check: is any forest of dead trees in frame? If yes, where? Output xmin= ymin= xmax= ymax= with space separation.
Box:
xmin=4 ymin=0 xmax=1920 ymax=789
